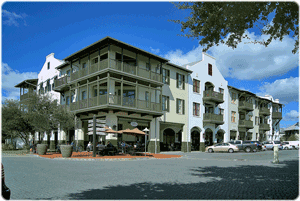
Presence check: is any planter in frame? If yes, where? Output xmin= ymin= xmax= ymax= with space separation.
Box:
xmin=60 ymin=145 xmax=73 ymax=158
xmin=37 ymin=144 xmax=48 ymax=155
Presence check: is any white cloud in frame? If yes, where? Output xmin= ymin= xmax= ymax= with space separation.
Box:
xmin=257 ymin=77 xmax=299 ymax=104
xmin=164 ymin=46 xmax=203 ymax=66
xmin=2 ymin=10 xmax=27 ymax=27
xmin=150 ymin=47 xmax=160 ymax=54
xmin=164 ymin=31 xmax=298 ymax=80
xmin=2 ymin=63 xmax=38 ymax=100
xmin=283 ymin=110 xmax=299 ymax=122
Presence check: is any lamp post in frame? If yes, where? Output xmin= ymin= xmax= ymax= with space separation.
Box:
xmin=143 ymin=128 xmax=149 ymax=156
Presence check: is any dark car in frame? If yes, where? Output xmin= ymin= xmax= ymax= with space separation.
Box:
xmin=2 ymin=164 xmax=11 ymax=200
xmin=244 ymin=141 xmax=263 ymax=151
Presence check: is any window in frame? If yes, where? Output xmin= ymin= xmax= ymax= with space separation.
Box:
xmin=249 ymin=115 xmax=253 ymax=121
xmin=145 ymin=91 xmax=150 ymax=107
xmin=162 ymin=96 xmax=169 ymax=112
xmin=52 ymin=76 xmax=57 ymax=89
xmin=146 ymin=63 xmax=151 ymax=71
xmin=67 ymin=70 xmax=71 ymax=76
xmin=219 ymin=88 xmax=224 ymax=94
xmin=231 ymin=111 xmax=236 ymax=123
xmin=47 ymin=80 xmax=51 ymax=92
xmin=176 ymin=73 xmax=185 ymax=89
xmin=47 ymin=62 xmax=50 ymax=70
xmin=162 ymin=69 xmax=170 ymax=85
xmin=208 ymin=63 xmax=212 ymax=76
xmin=71 ymin=94 xmax=74 ymax=103
xmin=193 ymin=102 xmax=200 ymax=116
xmin=193 ymin=79 xmax=200 ymax=93
xmin=82 ymin=91 xmax=87 ymax=100
xmin=93 ymin=58 xmax=98 ymax=64
xmin=255 ymin=100 xmax=258 ymax=109
xmin=66 ymin=96 xmax=70 ymax=105
xmin=176 ymin=98 xmax=185 ymax=114
xmin=82 ymin=63 xmax=87 ymax=69
xmin=231 ymin=92 xmax=237 ymax=104
xmin=220 ymin=108 xmax=224 ymax=115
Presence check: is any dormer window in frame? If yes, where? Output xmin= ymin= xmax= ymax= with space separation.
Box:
xmin=47 ymin=62 xmax=50 ymax=70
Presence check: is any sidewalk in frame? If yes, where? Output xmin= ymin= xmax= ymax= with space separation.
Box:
xmin=32 ymin=151 xmax=182 ymax=160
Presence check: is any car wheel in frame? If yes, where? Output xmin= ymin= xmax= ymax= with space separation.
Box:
xmin=253 ymin=148 xmax=257 ymax=152
xmin=228 ymin=148 xmax=234 ymax=153
xmin=245 ymin=147 xmax=251 ymax=153
xmin=272 ymin=147 xmax=274 ymax=151
xmin=208 ymin=148 xmax=213 ymax=153
xmin=284 ymin=147 xmax=288 ymax=150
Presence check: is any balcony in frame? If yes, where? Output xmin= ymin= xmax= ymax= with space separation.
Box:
xmin=20 ymin=92 xmax=34 ymax=101
xmin=69 ymin=94 xmax=162 ymax=116
xmin=203 ymin=90 xmax=224 ymax=104
xmin=238 ymin=101 xmax=254 ymax=111
xmin=272 ymin=112 xmax=282 ymax=119
xmin=238 ymin=120 xmax=254 ymax=129
xmin=259 ymin=123 xmax=270 ymax=131
xmin=203 ymin=113 xmax=224 ymax=125
xmin=259 ymin=107 xmax=270 ymax=116
xmin=69 ymin=59 xmax=162 ymax=84
xmin=54 ymin=76 xmax=70 ymax=91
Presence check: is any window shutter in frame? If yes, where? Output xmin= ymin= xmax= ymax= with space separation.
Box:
xmin=183 ymin=75 xmax=185 ymax=90
xmin=183 ymin=100 xmax=185 ymax=115
xmin=168 ymin=70 xmax=170 ymax=84
xmin=176 ymin=73 xmax=179 ymax=88
xmin=167 ymin=96 xmax=170 ymax=112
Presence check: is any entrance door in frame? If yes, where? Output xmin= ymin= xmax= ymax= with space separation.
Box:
xmin=191 ymin=131 xmax=200 ymax=151
xmin=162 ymin=128 xmax=175 ymax=151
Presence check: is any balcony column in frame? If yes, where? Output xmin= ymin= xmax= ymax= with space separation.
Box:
xmin=75 ymin=117 xmax=84 ymax=149
xmin=135 ymin=81 xmax=138 ymax=108
xmin=121 ymin=48 xmax=124 ymax=72
xmin=87 ymin=80 xmax=89 ymax=107
xmin=121 ymin=77 xmax=123 ymax=106
xmin=148 ymin=84 xmax=151 ymax=109
xmin=107 ymin=73 xmax=110 ymax=104
xmin=160 ymin=87 xmax=162 ymax=112
xmin=160 ymin=62 xmax=163 ymax=82
xmin=70 ymin=60 xmax=73 ymax=80
xmin=135 ymin=53 xmax=138 ymax=75
xmin=20 ymin=87 xmax=21 ymax=97
xmin=98 ymin=47 xmax=100 ymax=71
xmin=149 ymin=57 xmax=151 ymax=79
xmin=97 ymin=76 xmax=99 ymax=106
xmin=77 ymin=83 xmax=80 ymax=109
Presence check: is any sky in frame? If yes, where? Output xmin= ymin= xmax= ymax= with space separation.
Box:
xmin=1 ymin=1 xmax=299 ymax=128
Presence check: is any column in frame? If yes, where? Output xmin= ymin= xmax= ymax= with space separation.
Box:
xmin=149 ymin=117 xmax=160 ymax=153
xmin=200 ymin=131 xmax=205 ymax=152
xmin=75 ymin=118 xmax=85 ymax=149
xmin=49 ymin=130 xmax=55 ymax=152
xmin=236 ymin=131 xmax=239 ymax=140
xmin=105 ymin=114 xmax=118 ymax=146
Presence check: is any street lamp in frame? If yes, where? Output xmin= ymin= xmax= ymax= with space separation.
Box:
xmin=143 ymin=128 xmax=149 ymax=156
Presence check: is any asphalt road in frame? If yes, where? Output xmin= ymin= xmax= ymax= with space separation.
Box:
xmin=2 ymin=150 xmax=299 ymax=200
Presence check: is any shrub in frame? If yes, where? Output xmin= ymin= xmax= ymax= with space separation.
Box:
xmin=7 ymin=144 xmax=15 ymax=150
xmin=23 ymin=145 xmax=30 ymax=150
xmin=287 ymin=134 xmax=299 ymax=141
xmin=2 ymin=144 xmax=9 ymax=150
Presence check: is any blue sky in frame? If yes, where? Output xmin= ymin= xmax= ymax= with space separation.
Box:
xmin=2 ymin=2 xmax=299 ymax=128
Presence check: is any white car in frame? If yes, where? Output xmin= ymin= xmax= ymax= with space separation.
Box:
xmin=282 ymin=142 xmax=293 ymax=150
xmin=205 ymin=143 xmax=239 ymax=153
xmin=283 ymin=141 xmax=299 ymax=150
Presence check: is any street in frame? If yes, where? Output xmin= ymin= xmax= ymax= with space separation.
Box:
xmin=2 ymin=150 xmax=299 ymax=200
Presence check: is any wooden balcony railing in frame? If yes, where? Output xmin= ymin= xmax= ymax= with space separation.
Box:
xmin=259 ymin=123 xmax=270 ymax=131
xmin=68 ymin=58 xmax=162 ymax=83
xmin=54 ymin=76 xmax=70 ymax=89
xmin=68 ymin=94 xmax=162 ymax=113
xmin=272 ymin=112 xmax=282 ymax=119
xmin=203 ymin=90 xmax=224 ymax=103
xmin=259 ymin=107 xmax=270 ymax=116
xmin=238 ymin=120 xmax=254 ymax=129
xmin=203 ymin=113 xmax=224 ymax=124
xmin=238 ymin=101 xmax=253 ymax=111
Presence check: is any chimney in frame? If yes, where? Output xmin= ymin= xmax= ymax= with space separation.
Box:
xmin=46 ymin=53 xmax=55 ymax=59
xmin=275 ymin=99 xmax=279 ymax=103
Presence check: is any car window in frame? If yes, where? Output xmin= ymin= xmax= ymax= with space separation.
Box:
xmin=244 ymin=141 xmax=250 ymax=143
xmin=235 ymin=141 xmax=241 ymax=144
xmin=223 ymin=143 xmax=229 ymax=146
xmin=215 ymin=144 xmax=222 ymax=146
xmin=274 ymin=141 xmax=281 ymax=144
xmin=228 ymin=141 xmax=235 ymax=144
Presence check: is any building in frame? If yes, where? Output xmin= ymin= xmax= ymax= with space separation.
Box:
xmin=283 ymin=122 xmax=299 ymax=140
xmin=14 ymin=36 xmax=284 ymax=152
xmin=184 ymin=53 xmax=228 ymax=152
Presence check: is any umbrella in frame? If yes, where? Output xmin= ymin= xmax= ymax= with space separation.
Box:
xmin=105 ymin=128 xmax=123 ymax=134
xmin=122 ymin=128 xmax=146 ymax=135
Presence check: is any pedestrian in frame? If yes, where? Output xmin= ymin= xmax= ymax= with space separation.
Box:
xmin=87 ymin=141 xmax=92 ymax=152
xmin=121 ymin=141 xmax=126 ymax=154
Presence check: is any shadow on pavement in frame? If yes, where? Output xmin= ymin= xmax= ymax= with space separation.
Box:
xmin=66 ymin=160 xmax=299 ymax=200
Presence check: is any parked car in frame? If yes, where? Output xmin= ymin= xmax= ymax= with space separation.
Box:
xmin=243 ymin=141 xmax=263 ymax=151
xmin=282 ymin=142 xmax=293 ymax=150
xmin=227 ymin=140 xmax=257 ymax=152
xmin=262 ymin=141 xmax=283 ymax=150
xmin=205 ymin=143 xmax=239 ymax=153
xmin=2 ymin=164 xmax=11 ymax=200
xmin=283 ymin=141 xmax=299 ymax=150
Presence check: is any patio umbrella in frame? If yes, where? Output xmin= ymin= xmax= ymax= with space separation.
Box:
xmin=122 ymin=128 xmax=149 ymax=156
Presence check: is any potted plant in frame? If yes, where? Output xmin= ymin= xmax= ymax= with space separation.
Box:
xmin=60 ymin=143 xmax=73 ymax=157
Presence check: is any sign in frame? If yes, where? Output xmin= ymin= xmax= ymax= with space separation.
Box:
xmin=87 ymin=131 xmax=106 ymax=135
xmin=88 ymin=127 xmax=106 ymax=131
xmin=88 ymin=123 xmax=106 ymax=128
xmin=131 ymin=122 xmax=138 ymax=127
xmin=88 ymin=119 xmax=106 ymax=123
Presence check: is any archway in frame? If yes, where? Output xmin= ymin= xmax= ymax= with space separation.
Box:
xmin=191 ymin=127 xmax=201 ymax=151
xmin=161 ymin=128 xmax=175 ymax=151
xmin=204 ymin=128 xmax=213 ymax=146
xmin=204 ymin=82 xmax=214 ymax=91
xmin=216 ymin=129 xmax=225 ymax=143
